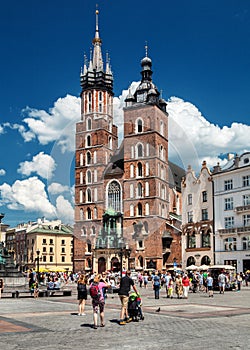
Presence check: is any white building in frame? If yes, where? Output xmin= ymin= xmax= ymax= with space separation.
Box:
xmin=181 ymin=161 xmax=214 ymax=269
xmin=213 ymin=152 xmax=250 ymax=272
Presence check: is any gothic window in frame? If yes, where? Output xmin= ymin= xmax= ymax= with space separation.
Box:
xmin=86 ymin=151 xmax=91 ymax=165
xmin=138 ymin=203 xmax=143 ymax=216
xmin=93 ymin=151 xmax=97 ymax=163
xmin=87 ymin=117 xmax=92 ymax=131
xmin=159 ymin=145 xmax=164 ymax=160
xmin=146 ymin=143 xmax=149 ymax=157
xmin=137 ymin=144 xmax=143 ymax=158
xmin=161 ymin=165 xmax=164 ymax=179
xmin=130 ymin=164 xmax=134 ymax=178
xmin=130 ymin=184 xmax=134 ymax=198
xmin=80 ymin=171 xmax=83 ymax=184
xmin=187 ymin=256 xmax=195 ymax=267
xmin=81 ymin=227 xmax=86 ymax=236
xmin=99 ymin=91 xmax=102 ymax=112
xmin=80 ymin=209 xmax=84 ymax=220
xmin=130 ymin=204 xmax=134 ymax=217
xmin=91 ymin=226 xmax=96 ymax=235
xmin=107 ymin=180 xmax=121 ymax=212
xmin=87 ymin=240 xmax=92 ymax=253
xmin=145 ymin=182 xmax=149 ymax=196
xmin=80 ymin=153 xmax=83 ymax=166
xmin=109 ymin=121 xmax=112 ymax=132
xmin=136 ymin=119 xmax=143 ymax=133
xmin=144 ymin=221 xmax=148 ymax=233
xmin=160 ymin=120 xmax=164 ymax=135
xmin=145 ymin=162 xmax=149 ymax=176
xmin=145 ymin=203 xmax=149 ymax=215
xmin=131 ymin=146 xmax=134 ymax=158
xmin=109 ymin=137 xmax=112 ymax=149
xmin=94 ymin=207 xmax=97 ymax=219
xmin=94 ymin=188 xmax=97 ymax=202
xmin=79 ymin=190 xmax=83 ymax=203
xmin=88 ymin=93 xmax=92 ymax=113
xmin=86 ymin=135 xmax=91 ymax=147
xmin=161 ymin=185 xmax=165 ymax=199
xmin=137 ymin=183 xmax=143 ymax=198
xmin=94 ymin=169 xmax=97 ymax=182
xmin=87 ymin=208 xmax=91 ymax=220
xmin=137 ymin=162 xmax=143 ymax=177
xmin=86 ymin=188 xmax=92 ymax=202
xmin=86 ymin=170 xmax=91 ymax=184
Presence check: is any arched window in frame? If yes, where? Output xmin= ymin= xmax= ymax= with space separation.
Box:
xmin=86 ymin=151 xmax=91 ymax=165
xmin=86 ymin=135 xmax=91 ymax=147
xmin=137 ymin=162 xmax=143 ymax=177
xmin=109 ymin=137 xmax=112 ymax=149
xmin=94 ymin=169 xmax=97 ymax=182
xmin=137 ymin=144 xmax=143 ymax=158
xmin=99 ymin=91 xmax=103 ymax=112
xmin=161 ymin=185 xmax=165 ymax=199
xmin=201 ymin=256 xmax=211 ymax=265
xmin=79 ymin=190 xmax=83 ymax=203
xmin=80 ymin=171 xmax=83 ymax=184
xmin=224 ymin=237 xmax=237 ymax=251
xmin=145 ymin=182 xmax=149 ymax=196
xmin=130 ymin=184 xmax=134 ymax=198
xmin=130 ymin=164 xmax=134 ymax=178
xmin=94 ymin=207 xmax=97 ymax=219
xmin=91 ymin=226 xmax=96 ymax=235
xmin=80 ymin=153 xmax=83 ymax=166
xmin=137 ymin=183 xmax=143 ymax=197
xmin=86 ymin=170 xmax=91 ymax=184
xmin=144 ymin=221 xmax=148 ymax=233
xmin=88 ymin=93 xmax=92 ymax=113
xmin=138 ymin=203 xmax=143 ymax=216
xmin=87 ymin=188 xmax=92 ymax=202
xmin=130 ymin=204 xmax=134 ymax=217
xmin=145 ymin=203 xmax=149 ymax=215
xmin=146 ymin=143 xmax=150 ymax=157
xmin=80 ymin=209 xmax=84 ymax=220
xmin=93 ymin=151 xmax=97 ymax=163
xmin=87 ymin=208 xmax=91 ymax=220
xmin=138 ymin=255 xmax=143 ymax=268
xmin=87 ymin=117 xmax=92 ymax=131
xmin=187 ymin=256 xmax=195 ymax=267
xmin=81 ymin=227 xmax=86 ymax=236
xmin=145 ymin=162 xmax=149 ymax=176
xmin=136 ymin=119 xmax=143 ymax=133
xmin=107 ymin=180 xmax=121 ymax=212
xmin=242 ymin=236 xmax=250 ymax=250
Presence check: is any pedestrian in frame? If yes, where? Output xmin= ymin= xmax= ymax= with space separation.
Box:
xmin=236 ymin=273 xmax=242 ymax=292
xmin=90 ymin=274 xmax=110 ymax=329
xmin=152 ymin=271 xmax=161 ymax=299
xmin=77 ymin=274 xmax=88 ymax=316
xmin=33 ymin=281 xmax=39 ymax=299
xmin=118 ymin=270 xmax=139 ymax=325
xmin=182 ymin=274 xmax=190 ymax=299
xmin=218 ymin=270 xmax=226 ymax=294
xmin=175 ymin=274 xmax=183 ymax=299
xmin=206 ymin=273 xmax=213 ymax=297
xmin=0 ymin=278 xmax=4 ymax=299
xmin=164 ymin=272 xmax=171 ymax=297
xmin=143 ymin=273 xmax=149 ymax=288
xmin=138 ymin=272 xmax=143 ymax=288
xmin=167 ymin=277 xmax=174 ymax=299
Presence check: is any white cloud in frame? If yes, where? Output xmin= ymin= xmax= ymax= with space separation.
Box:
xmin=55 ymin=195 xmax=74 ymax=224
xmin=0 ymin=177 xmax=56 ymax=216
xmin=48 ymin=182 xmax=70 ymax=195
xmin=21 ymin=94 xmax=80 ymax=152
xmin=0 ymin=169 xmax=6 ymax=176
xmin=17 ymin=152 xmax=56 ymax=180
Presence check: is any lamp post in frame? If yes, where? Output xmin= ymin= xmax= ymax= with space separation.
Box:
xmin=36 ymin=249 xmax=40 ymax=283
xmin=119 ymin=244 xmax=131 ymax=278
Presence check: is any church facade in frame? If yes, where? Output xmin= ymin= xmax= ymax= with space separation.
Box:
xmin=73 ymin=9 xmax=184 ymax=274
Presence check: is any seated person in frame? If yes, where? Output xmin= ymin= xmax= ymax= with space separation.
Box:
xmin=53 ymin=278 xmax=61 ymax=290
xmin=47 ymin=277 xmax=55 ymax=290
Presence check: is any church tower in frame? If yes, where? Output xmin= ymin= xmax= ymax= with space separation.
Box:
xmin=122 ymin=47 xmax=170 ymax=270
xmin=74 ymin=9 xmax=118 ymax=272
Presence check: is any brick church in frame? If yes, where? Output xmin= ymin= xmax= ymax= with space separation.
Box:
xmin=73 ymin=9 xmax=184 ymax=274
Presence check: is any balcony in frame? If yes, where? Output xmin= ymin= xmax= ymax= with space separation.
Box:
xmin=235 ymin=204 xmax=250 ymax=213
xmin=218 ymin=226 xmax=250 ymax=235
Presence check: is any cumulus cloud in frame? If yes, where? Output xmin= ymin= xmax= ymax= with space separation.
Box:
xmin=17 ymin=152 xmax=56 ymax=180
xmin=21 ymin=94 xmax=80 ymax=152
xmin=48 ymin=182 xmax=70 ymax=195
xmin=55 ymin=195 xmax=74 ymax=224
xmin=0 ymin=169 xmax=6 ymax=176
xmin=0 ymin=177 xmax=56 ymax=216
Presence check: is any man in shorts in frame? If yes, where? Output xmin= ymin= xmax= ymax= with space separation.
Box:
xmin=118 ymin=270 xmax=138 ymax=325
xmin=218 ymin=271 xmax=226 ymax=294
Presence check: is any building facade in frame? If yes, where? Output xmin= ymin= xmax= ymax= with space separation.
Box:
xmin=213 ymin=152 xmax=250 ymax=272
xmin=73 ymin=9 xmax=183 ymax=274
xmin=181 ymin=161 xmax=214 ymax=269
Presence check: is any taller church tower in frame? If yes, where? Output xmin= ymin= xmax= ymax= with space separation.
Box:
xmin=74 ymin=9 xmax=118 ymax=272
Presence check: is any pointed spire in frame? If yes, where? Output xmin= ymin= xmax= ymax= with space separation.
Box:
xmin=92 ymin=5 xmax=103 ymax=71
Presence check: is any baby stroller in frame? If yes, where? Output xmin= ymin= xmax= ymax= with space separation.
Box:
xmin=128 ymin=292 xmax=144 ymax=322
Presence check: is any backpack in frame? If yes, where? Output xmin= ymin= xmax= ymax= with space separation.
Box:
xmin=154 ymin=276 xmax=160 ymax=286
xmin=89 ymin=282 xmax=101 ymax=300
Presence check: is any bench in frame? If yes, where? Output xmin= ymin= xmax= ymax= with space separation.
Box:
xmin=43 ymin=289 xmax=72 ymax=297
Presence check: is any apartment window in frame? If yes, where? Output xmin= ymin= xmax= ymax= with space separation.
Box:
xmin=61 ymin=240 xmax=65 ymax=245
xmin=243 ymin=214 xmax=250 ymax=227
xmin=225 ymin=216 xmax=234 ymax=228
xmin=42 ymin=247 xmax=46 ymax=253
xmin=243 ymin=194 xmax=250 ymax=206
xmin=61 ymin=247 xmax=65 ymax=253
xmin=225 ymin=197 xmax=233 ymax=210
xmin=243 ymin=175 xmax=250 ymax=187
xmin=224 ymin=237 xmax=237 ymax=251
xmin=187 ymin=231 xmax=196 ymax=248
xmin=42 ymin=239 xmax=46 ymax=244
xmin=242 ymin=236 xmax=250 ymax=250
xmin=201 ymin=230 xmax=210 ymax=247
xmin=61 ymin=256 xmax=65 ymax=262
xmin=202 ymin=191 xmax=207 ymax=202
xmin=188 ymin=194 xmax=192 ymax=205
xmin=49 ymin=239 xmax=53 ymax=245
xmin=50 ymin=256 xmax=53 ymax=262
xmin=201 ymin=209 xmax=208 ymax=221
xmin=49 ymin=247 xmax=53 ymax=253
xmin=224 ymin=179 xmax=233 ymax=191
xmin=188 ymin=211 xmax=193 ymax=223
xmin=43 ymin=256 xmax=46 ymax=262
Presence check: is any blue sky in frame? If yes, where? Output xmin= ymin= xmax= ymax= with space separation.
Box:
xmin=0 ymin=0 xmax=250 ymax=227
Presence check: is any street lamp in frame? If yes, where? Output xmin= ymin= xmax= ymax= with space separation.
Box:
xmin=36 ymin=249 xmax=40 ymax=282
xmin=119 ymin=243 xmax=131 ymax=277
